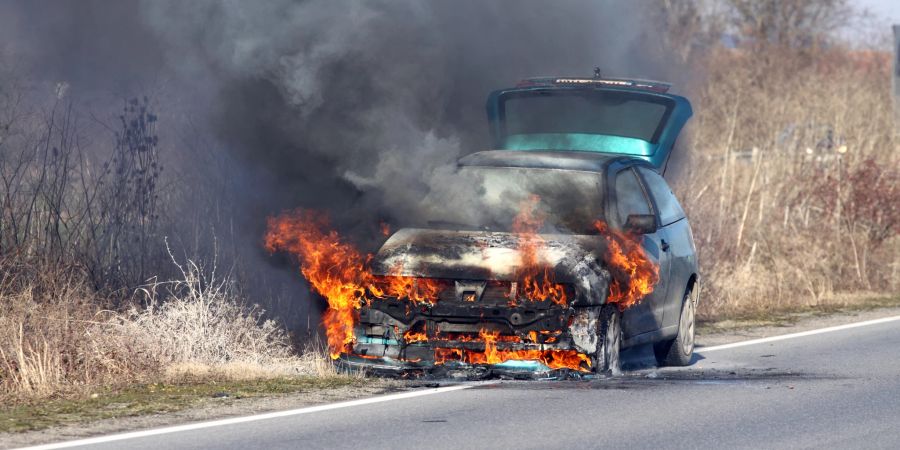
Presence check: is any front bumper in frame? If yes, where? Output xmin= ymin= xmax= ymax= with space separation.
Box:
xmin=336 ymin=353 xmax=576 ymax=379
xmin=343 ymin=299 xmax=601 ymax=376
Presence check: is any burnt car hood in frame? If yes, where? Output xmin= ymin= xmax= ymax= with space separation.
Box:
xmin=371 ymin=228 xmax=610 ymax=303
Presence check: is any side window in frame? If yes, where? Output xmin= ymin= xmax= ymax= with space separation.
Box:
xmin=637 ymin=167 xmax=685 ymax=226
xmin=614 ymin=168 xmax=651 ymax=224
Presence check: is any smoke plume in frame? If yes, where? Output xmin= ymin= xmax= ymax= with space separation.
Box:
xmin=0 ymin=0 xmax=686 ymax=330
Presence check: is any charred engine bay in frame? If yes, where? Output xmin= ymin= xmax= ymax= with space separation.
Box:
xmin=337 ymin=229 xmax=618 ymax=377
xmin=370 ymin=229 xmax=610 ymax=293
xmin=344 ymin=229 xmax=624 ymax=378
xmin=264 ymin=210 xmax=662 ymax=378
xmin=347 ymin=284 xmax=597 ymax=378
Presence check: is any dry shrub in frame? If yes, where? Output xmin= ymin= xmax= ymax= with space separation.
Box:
xmin=0 ymin=256 xmax=333 ymax=402
xmin=679 ymin=45 xmax=900 ymax=320
xmin=0 ymin=263 xmax=138 ymax=400
xmin=0 ymin=94 xmax=171 ymax=295
xmin=112 ymin=253 xmax=333 ymax=380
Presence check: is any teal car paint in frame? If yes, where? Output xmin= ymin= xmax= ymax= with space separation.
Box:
xmin=503 ymin=133 xmax=655 ymax=156
xmin=486 ymin=77 xmax=693 ymax=170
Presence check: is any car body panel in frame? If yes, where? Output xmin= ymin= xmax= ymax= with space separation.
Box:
xmin=372 ymin=151 xmax=695 ymax=343
xmin=658 ymin=218 xmax=697 ymax=328
xmin=486 ymin=80 xmax=693 ymax=169
xmin=350 ymin=152 xmax=698 ymax=374
xmin=631 ymin=165 xmax=697 ymax=330
xmin=604 ymin=161 xmax=672 ymax=338
xmin=370 ymin=228 xmax=610 ymax=306
xmin=619 ymin=231 xmax=670 ymax=336
xmin=503 ymin=133 xmax=655 ymax=156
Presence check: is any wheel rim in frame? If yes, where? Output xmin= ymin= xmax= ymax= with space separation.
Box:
xmin=679 ymin=294 xmax=695 ymax=355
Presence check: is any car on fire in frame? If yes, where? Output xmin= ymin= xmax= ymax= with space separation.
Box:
xmin=343 ymin=75 xmax=700 ymax=376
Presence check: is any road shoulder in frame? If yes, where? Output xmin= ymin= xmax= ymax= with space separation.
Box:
xmin=6 ymin=305 xmax=900 ymax=449
xmin=696 ymin=304 xmax=900 ymax=348
xmin=0 ymin=377 xmax=414 ymax=449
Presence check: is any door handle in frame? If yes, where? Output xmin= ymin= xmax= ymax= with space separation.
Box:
xmin=661 ymin=239 xmax=670 ymax=252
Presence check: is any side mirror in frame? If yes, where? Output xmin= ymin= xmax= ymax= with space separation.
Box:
xmin=624 ymin=214 xmax=657 ymax=235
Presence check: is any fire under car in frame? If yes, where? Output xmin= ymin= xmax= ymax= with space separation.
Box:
xmin=341 ymin=75 xmax=699 ymax=377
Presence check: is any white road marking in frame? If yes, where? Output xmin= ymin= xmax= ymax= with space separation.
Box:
xmin=18 ymin=314 xmax=900 ymax=449
xmin=698 ymin=314 xmax=900 ymax=353
xmin=18 ymin=384 xmax=476 ymax=450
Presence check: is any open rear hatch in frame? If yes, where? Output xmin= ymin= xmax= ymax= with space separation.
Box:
xmin=486 ymin=77 xmax=692 ymax=170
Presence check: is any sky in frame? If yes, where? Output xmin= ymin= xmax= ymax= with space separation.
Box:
xmin=832 ymin=0 xmax=900 ymax=46
xmin=857 ymin=0 xmax=900 ymax=24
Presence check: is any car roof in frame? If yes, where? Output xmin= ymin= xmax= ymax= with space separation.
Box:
xmin=458 ymin=150 xmax=648 ymax=174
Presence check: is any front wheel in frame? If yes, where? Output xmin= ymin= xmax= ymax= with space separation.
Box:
xmin=592 ymin=305 xmax=622 ymax=375
xmin=654 ymin=286 xmax=696 ymax=366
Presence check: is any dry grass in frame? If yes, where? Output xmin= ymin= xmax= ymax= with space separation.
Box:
xmin=0 ymin=256 xmax=336 ymax=403
xmin=679 ymin=46 xmax=900 ymax=320
xmin=2 ymin=26 xmax=899 ymax=409
xmin=0 ymin=265 xmax=123 ymax=400
xmin=119 ymin=253 xmax=338 ymax=380
xmin=0 ymin=375 xmax=368 ymax=433
xmin=0 ymin=85 xmax=338 ymax=404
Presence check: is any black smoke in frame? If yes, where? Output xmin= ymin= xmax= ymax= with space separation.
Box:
xmin=0 ymin=0 xmax=687 ymax=332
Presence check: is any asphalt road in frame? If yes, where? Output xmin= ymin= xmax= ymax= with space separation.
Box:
xmin=30 ymin=317 xmax=900 ymax=450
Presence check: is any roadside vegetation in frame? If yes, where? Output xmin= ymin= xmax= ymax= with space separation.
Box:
xmin=0 ymin=255 xmax=339 ymax=401
xmin=0 ymin=0 xmax=898 ymax=424
xmin=0 ymin=81 xmax=339 ymax=408
xmin=0 ymin=376 xmax=363 ymax=433
xmin=665 ymin=1 xmax=900 ymax=321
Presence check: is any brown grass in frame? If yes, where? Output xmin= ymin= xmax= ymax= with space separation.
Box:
xmin=2 ymin=26 xmax=899 ymax=408
xmin=679 ymin=46 xmax=900 ymax=320
xmin=0 ymin=264 xmax=122 ymax=399
xmin=0 ymin=257 xmax=335 ymax=403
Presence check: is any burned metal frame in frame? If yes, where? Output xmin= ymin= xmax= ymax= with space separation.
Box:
xmin=335 ymin=157 xmax=653 ymax=375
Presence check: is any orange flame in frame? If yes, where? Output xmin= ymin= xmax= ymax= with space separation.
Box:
xmin=511 ymin=195 xmax=568 ymax=306
xmin=434 ymin=329 xmax=591 ymax=371
xmin=369 ymin=269 xmax=442 ymax=304
xmin=403 ymin=330 xmax=429 ymax=344
xmin=263 ymin=209 xmax=638 ymax=373
xmin=594 ymin=220 xmax=659 ymax=309
xmin=264 ymin=210 xmax=440 ymax=358
xmin=264 ymin=211 xmax=369 ymax=358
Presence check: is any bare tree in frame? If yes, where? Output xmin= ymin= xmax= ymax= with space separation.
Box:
xmin=656 ymin=0 xmax=727 ymax=63
xmin=726 ymin=0 xmax=853 ymax=49
xmin=87 ymin=97 xmax=163 ymax=292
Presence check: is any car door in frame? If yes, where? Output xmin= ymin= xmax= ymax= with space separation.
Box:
xmin=636 ymin=167 xmax=692 ymax=330
xmin=611 ymin=167 xmax=671 ymax=337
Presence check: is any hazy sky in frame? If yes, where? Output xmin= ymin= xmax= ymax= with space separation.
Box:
xmin=857 ymin=0 xmax=900 ymax=24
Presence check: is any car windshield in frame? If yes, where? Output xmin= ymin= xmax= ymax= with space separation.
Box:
xmin=421 ymin=166 xmax=604 ymax=234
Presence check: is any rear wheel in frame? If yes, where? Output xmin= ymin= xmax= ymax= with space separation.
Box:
xmin=654 ymin=287 xmax=696 ymax=366
xmin=593 ymin=305 xmax=622 ymax=375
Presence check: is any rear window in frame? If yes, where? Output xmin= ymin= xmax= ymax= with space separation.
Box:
xmin=502 ymin=90 xmax=672 ymax=143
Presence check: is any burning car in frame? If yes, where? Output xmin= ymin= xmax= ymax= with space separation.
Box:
xmin=266 ymin=75 xmax=699 ymax=377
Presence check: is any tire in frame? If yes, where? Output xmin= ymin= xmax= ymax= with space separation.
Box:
xmin=654 ymin=286 xmax=696 ymax=367
xmin=592 ymin=305 xmax=622 ymax=375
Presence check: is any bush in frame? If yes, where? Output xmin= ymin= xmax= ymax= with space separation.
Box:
xmin=678 ymin=46 xmax=900 ymax=320
xmin=0 ymin=256 xmax=332 ymax=402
